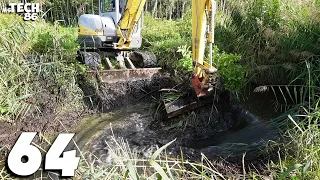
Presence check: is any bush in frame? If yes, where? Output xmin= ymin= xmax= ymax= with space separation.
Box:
xmin=213 ymin=46 xmax=246 ymax=90
xmin=32 ymin=32 xmax=55 ymax=53
xmin=175 ymin=45 xmax=193 ymax=71
xmin=142 ymin=14 xmax=190 ymax=68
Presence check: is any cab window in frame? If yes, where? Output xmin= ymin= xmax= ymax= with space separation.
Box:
xmin=101 ymin=0 xmax=114 ymax=12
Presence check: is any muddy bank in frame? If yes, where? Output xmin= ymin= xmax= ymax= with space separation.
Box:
xmin=79 ymin=70 xmax=177 ymax=112
xmin=0 ymin=112 xmax=85 ymax=155
xmin=0 ymin=70 xmax=178 ymax=157
xmin=0 ymin=70 xmax=187 ymax=157
xmin=0 ymin=82 xmax=86 ymax=157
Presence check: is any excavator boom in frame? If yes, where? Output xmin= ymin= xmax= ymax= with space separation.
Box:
xmin=164 ymin=0 xmax=219 ymax=118
xmin=117 ymin=0 xmax=147 ymax=49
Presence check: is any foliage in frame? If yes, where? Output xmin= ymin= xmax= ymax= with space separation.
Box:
xmin=142 ymin=14 xmax=188 ymax=68
xmin=262 ymin=56 xmax=320 ymax=179
xmin=31 ymin=32 xmax=55 ymax=53
xmin=0 ymin=0 xmax=319 ymax=178
xmin=175 ymin=45 xmax=193 ymax=71
xmin=215 ymin=0 xmax=320 ymax=85
xmin=213 ymin=46 xmax=246 ymax=90
xmin=142 ymin=13 xmax=247 ymax=91
xmin=270 ymin=106 xmax=320 ymax=179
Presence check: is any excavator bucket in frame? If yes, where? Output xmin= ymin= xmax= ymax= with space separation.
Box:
xmin=163 ymin=96 xmax=214 ymax=118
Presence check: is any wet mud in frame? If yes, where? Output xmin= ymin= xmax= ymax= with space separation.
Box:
xmin=80 ymin=89 xmax=278 ymax=166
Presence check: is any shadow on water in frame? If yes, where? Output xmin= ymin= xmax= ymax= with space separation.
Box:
xmin=186 ymin=85 xmax=282 ymax=159
xmin=189 ymin=111 xmax=275 ymax=149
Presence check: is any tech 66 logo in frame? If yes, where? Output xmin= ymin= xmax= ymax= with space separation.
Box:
xmin=1 ymin=2 xmax=40 ymax=21
xmin=7 ymin=132 xmax=80 ymax=177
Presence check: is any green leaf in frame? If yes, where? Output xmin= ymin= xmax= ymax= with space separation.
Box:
xmin=288 ymin=115 xmax=303 ymax=133
xmin=151 ymin=139 xmax=176 ymax=160
xmin=149 ymin=160 xmax=170 ymax=180
xmin=126 ymin=161 xmax=139 ymax=180
xmin=303 ymin=158 xmax=312 ymax=175
xmin=279 ymin=164 xmax=303 ymax=179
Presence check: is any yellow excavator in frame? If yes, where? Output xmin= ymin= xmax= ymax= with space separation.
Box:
xmin=77 ymin=0 xmax=219 ymax=117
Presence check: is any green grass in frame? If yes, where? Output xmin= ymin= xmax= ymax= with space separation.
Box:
xmin=214 ymin=0 xmax=320 ymax=85
xmin=142 ymin=13 xmax=247 ymax=91
xmin=142 ymin=14 xmax=188 ymax=69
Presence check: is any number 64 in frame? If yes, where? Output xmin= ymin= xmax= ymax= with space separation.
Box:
xmin=7 ymin=132 xmax=80 ymax=177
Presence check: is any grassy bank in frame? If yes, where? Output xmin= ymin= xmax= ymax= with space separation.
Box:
xmin=143 ymin=0 xmax=320 ymax=87
xmin=0 ymin=14 xmax=86 ymax=123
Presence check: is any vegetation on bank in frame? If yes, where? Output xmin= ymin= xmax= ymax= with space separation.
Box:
xmin=0 ymin=14 xmax=86 ymax=122
xmin=0 ymin=0 xmax=320 ymax=179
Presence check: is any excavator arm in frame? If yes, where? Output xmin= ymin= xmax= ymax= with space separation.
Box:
xmin=164 ymin=0 xmax=218 ymax=118
xmin=116 ymin=0 xmax=146 ymax=49
xmin=191 ymin=0 xmax=217 ymax=97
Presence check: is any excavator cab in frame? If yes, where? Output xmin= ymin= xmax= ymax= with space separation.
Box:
xmin=77 ymin=0 xmax=161 ymax=83
xmin=78 ymin=0 xmax=142 ymax=49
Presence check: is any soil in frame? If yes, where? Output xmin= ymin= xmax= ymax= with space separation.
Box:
xmin=0 ymin=89 xmax=86 ymax=157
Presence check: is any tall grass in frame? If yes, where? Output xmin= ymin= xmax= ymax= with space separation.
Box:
xmin=0 ymin=14 xmax=85 ymax=122
xmin=215 ymin=0 xmax=320 ymax=85
xmin=142 ymin=14 xmax=188 ymax=69
xmin=78 ymin=138 xmax=232 ymax=179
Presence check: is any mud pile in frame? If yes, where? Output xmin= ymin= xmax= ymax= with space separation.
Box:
xmin=80 ymin=71 xmax=176 ymax=111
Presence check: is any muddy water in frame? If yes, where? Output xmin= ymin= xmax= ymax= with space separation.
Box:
xmin=187 ymin=86 xmax=281 ymax=159
xmin=72 ymin=104 xmax=153 ymax=153
xmin=73 ymin=87 xmax=281 ymax=163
